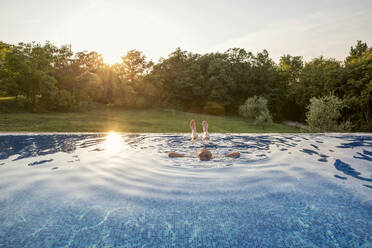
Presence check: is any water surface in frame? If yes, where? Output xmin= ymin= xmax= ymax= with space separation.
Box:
xmin=0 ymin=133 xmax=371 ymax=247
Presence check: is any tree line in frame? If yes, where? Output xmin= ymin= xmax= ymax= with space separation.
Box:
xmin=0 ymin=40 xmax=371 ymax=131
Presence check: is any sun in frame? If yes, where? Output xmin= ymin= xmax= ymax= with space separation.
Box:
xmin=103 ymin=131 xmax=124 ymax=154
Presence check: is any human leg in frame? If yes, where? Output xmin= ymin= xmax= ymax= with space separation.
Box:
xmin=190 ymin=119 xmax=198 ymax=141
xmin=202 ymin=120 xmax=210 ymax=141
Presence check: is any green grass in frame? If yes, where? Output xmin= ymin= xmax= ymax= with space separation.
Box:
xmin=0 ymin=109 xmax=302 ymax=133
xmin=0 ymin=96 xmax=16 ymax=100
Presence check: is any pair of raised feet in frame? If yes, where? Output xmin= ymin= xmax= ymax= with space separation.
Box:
xmin=190 ymin=120 xmax=209 ymax=141
xmin=168 ymin=120 xmax=240 ymax=161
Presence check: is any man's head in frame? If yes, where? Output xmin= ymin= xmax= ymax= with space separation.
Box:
xmin=198 ymin=147 xmax=212 ymax=161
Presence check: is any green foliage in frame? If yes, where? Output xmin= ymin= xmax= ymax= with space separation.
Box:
xmin=202 ymin=101 xmax=225 ymax=116
xmin=276 ymin=55 xmax=304 ymax=120
xmin=74 ymin=51 xmax=104 ymax=72
xmin=133 ymin=96 xmax=148 ymax=109
xmin=239 ymin=96 xmax=268 ymax=120
xmin=1 ymin=42 xmax=62 ymax=111
xmin=346 ymin=40 xmax=368 ymax=63
xmin=255 ymin=110 xmax=273 ymax=127
xmin=337 ymin=120 xmax=354 ymax=132
xmin=0 ymin=95 xmax=31 ymax=113
xmin=0 ymin=39 xmax=371 ymax=131
xmin=54 ymin=89 xmax=74 ymax=111
xmin=113 ymin=50 xmax=155 ymax=109
xmin=14 ymin=95 xmax=29 ymax=110
xmin=306 ymin=95 xmax=352 ymax=132
xmin=115 ymin=50 xmax=153 ymax=84
xmin=0 ymin=42 xmax=13 ymax=85
xmin=292 ymin=56 xmax=343 ymax=117
xmin=278 ymin=55 xmax=303 ymax=80
xmin=342 ymin=42 xmax=372 ymax=130
xmin=149 ymin=47 xmax=279 ymax=115
xmin=239 ymin=96 xmax=273 ymax=125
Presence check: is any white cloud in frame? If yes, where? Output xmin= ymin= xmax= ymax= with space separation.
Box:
xmin=211 ymin=8 xmax=372 ymax=62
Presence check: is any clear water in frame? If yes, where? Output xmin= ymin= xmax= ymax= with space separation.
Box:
xmin=0 ymin=133 xmax=371 ymax=248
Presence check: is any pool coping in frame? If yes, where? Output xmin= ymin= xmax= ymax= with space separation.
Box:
xmin=0 ymin=132 xmax=371 ymax=136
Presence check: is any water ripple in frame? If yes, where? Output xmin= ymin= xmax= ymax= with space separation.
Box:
xmin=0 ymin=133 xmax=371 ymax=247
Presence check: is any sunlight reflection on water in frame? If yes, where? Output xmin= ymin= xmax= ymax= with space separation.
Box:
xmin=0 ymin=133 xmax=371 ymax=247
xmin=103 ymin=132 xmax=125 ymax=154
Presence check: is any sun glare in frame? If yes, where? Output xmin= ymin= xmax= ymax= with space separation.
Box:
xmin=103 ymin=131 xmax=124 ymax=154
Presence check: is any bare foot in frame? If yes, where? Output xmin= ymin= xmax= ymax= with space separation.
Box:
xmin=202 ymin=120 xmax=210 ymax=141
xmin=190 ymin=119 xmax=198 ymax=141
xmin=168 ymin=152 xmax=185 ymax=158
xmin=225 ymin=152 xmax=240 ymax=158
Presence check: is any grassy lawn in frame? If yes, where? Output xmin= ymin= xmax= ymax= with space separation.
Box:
xmin=0 ymin=96 xmax=16 ymax=100
xmin=0 ymin=109 xmax=302 ymax=133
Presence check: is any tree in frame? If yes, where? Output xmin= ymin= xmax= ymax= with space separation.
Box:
xmin=116 ymin=50 xmax=153 ymax=83
xmin=278 ymin=55 xmax=303 ymax=84
xmin=345 ymin=40 xmax=368 ymax=63
xmin=148 ymin=48 xmax=201 ymax=109
xmin=113 ymin=50 xmax=155 ymax=108
xmin=95 ymin=65 xmax=121 ymax=105
xmin=306 ymin=94 xmax=351 ymax=132
xmin=290 ymin=56 xmax=343 ymax=120
xmin=239 ymin=96 xmax=273 ymax=125
xmin=342 ymin=41 xmax=372 ymax=130
xmin=0 ymin=42 xmax=14 ymax=95
xmin=2 ymin=42 xmax=60 ymax=110
xmin=74 ymin=51 xmax=104 ymax=73
xmin=202 ymin=52 xmax=233 ymax=110
xmin=276 ymin=55 xmax=304 ymax=120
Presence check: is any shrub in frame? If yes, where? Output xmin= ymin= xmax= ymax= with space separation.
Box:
xmin=53 ymin=90 xmax=73 ymax=111
xmin=255 ymin=110 xmax=273 ymax=127
xmin=336 ymin=120 xmax=354 ymax=132
xmin=239 ymin=96 xmax=273 ymax=125
xmin=0 ymin=95 xmax=36 ymax=113
xmin=15 ymin=95 xmax=29 ymax=109
xmin=135 ymin=96 xmax=149 ymax=109
xmin=203 ymin=101 xmax=225 ymax=116
xmin=306 ymin=94 xmax=352 ymax=132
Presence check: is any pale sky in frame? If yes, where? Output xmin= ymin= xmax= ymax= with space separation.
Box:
xmin=1 ymin=0 xmax=372 ymax=64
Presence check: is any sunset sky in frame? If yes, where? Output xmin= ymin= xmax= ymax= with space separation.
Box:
xmin=1 ymin=0 xmax=372 ymax=64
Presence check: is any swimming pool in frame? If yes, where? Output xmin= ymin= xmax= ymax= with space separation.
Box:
xmin=0 ymin=133 xmax=371 ymax=247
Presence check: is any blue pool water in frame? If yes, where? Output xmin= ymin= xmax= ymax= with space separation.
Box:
xmin=0 ymin=133 xmax=371 ymax=247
